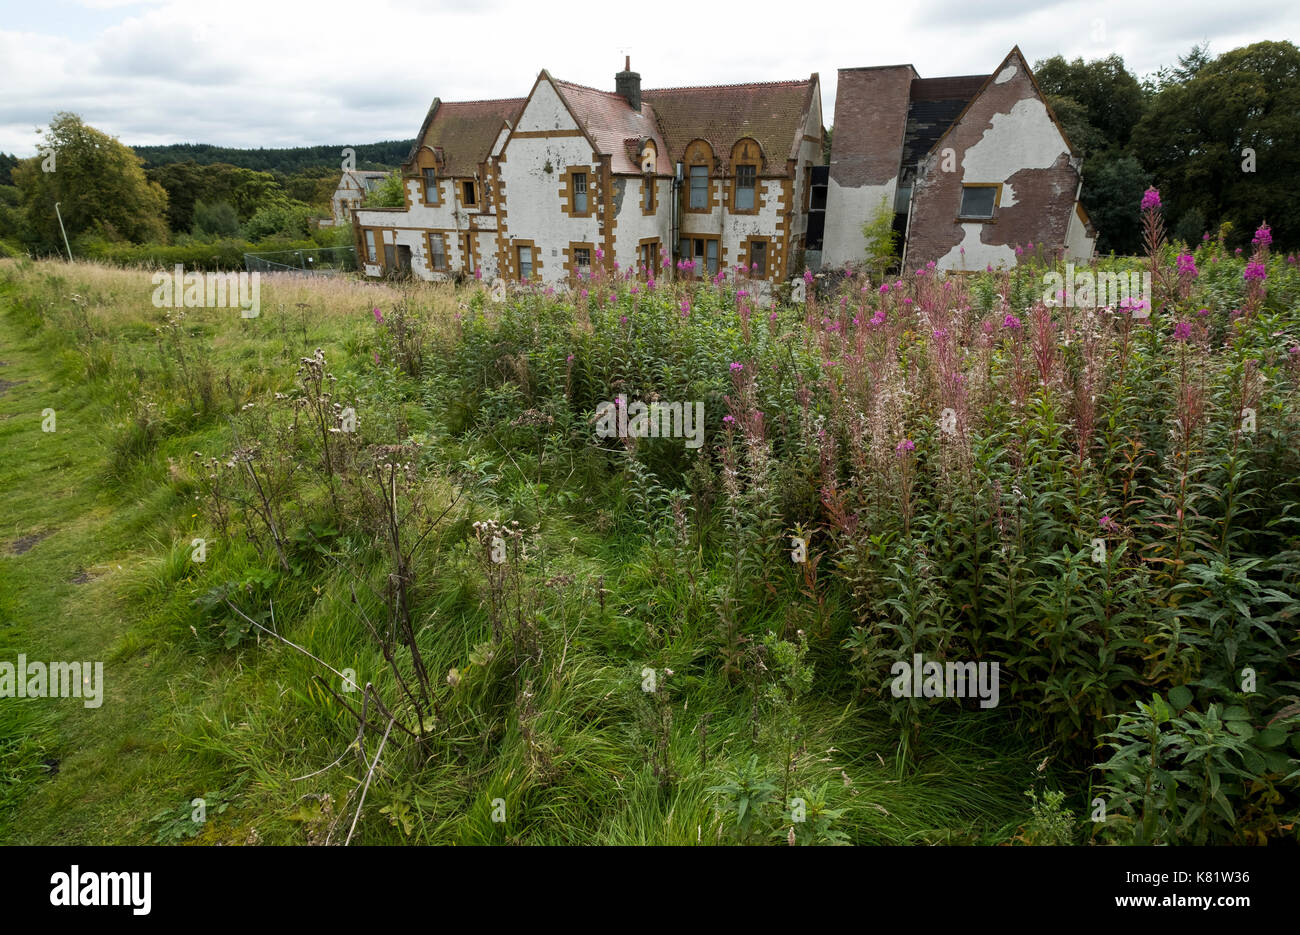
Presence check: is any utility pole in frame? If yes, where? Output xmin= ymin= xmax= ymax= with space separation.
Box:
xmin=54 ymin=202 xmax=73 ymax=261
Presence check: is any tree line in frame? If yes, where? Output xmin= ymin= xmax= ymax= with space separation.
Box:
xmin=1 ymin=40 xmax=1296 ymax=260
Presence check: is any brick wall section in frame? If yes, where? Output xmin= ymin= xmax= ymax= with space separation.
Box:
xmin=906 ymin=52 xmax=1081 ymax=269
xmin=829 ymin=65 xmax=917 ymax=188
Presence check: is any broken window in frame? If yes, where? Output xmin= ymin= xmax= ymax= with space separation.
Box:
xmin=364 ymin=230 xmax=377 ymax=262
xmin=462 ymin=180 xmax=478 ymax=207
xmin=959 ymin=185 xmax=998 ymax=219
xmin=573 ymin=247 xmax=590 ymax=269
xmin=735 ymin=164 xmax=757 ymax=212
xmin=428 ymin=234 xmax=447 ymax=271
xmin=748 ymin=239 xmax=767 ymax=278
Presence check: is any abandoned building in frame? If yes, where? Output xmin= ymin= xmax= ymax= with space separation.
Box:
xmin=322 ymin=169 xmax=389 ymax=227
xmin=353 ymin=48 xmax=1094 ymax=283
xmin=822 ymin=46 xmax=1096 ymax=272
xmin=351 ymin=60 xmax=824 ymax=284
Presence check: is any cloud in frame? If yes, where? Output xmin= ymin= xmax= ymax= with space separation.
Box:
xmin=0 ymin=0 xmax=1295 ymax=155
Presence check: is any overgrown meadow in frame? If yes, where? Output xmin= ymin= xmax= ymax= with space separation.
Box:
xmin=1 ymin=200 xmax=1297 ymax=845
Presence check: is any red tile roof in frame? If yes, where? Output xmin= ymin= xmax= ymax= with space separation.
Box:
xmin=642 ymin=79 xmax=817 ymax=171
xmin=552 ymin=80 xmax=667 ymax=174
xmin=406 ymin=97 xmax=524 ymax=177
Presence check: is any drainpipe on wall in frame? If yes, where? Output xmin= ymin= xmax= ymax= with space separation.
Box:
xmin=899 ymin=166 xmax=918 ymax=273
xmin=672 ymin=161 xmax=682 ymax=272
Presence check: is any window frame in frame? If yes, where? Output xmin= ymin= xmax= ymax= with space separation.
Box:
xmin=421 ymin=167 xmax=440 ymax=207
xmin=426 ymin=232 xmax=449 ymax=273
xmin=957 ymin=183 xmax=1002 ymax=222
xmin=641 ymin=173 xmax=657 ymax=215
xmin=732 ymin=163 xmax=758 ymax=214
xmin=744 ymin=236 xmax=771 ymax=280
xmin=682 ymin=235 xmax=721 ymax=278
xmin=459 ymin=179 xmax=479 ymax=209
xmin=563 ymin=167 xmax=595 ymax=218
xmin=638 ymin=238 xmax=661 ymax=276
xmin=363 ymin=229 xmax=378 ymax=263
xmin=514 ymin=239 xmax=541 ymax=282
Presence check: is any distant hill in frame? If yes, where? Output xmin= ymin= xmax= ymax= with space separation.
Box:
xmin=130 ymin=141 xmax=414 ymax=174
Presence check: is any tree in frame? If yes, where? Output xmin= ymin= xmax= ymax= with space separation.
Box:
xmin=363 ymin=170 xmax=406 ymax=209
xmin=191 ymin=200 xmax=240 ymax=239
xmin=12 ymin=113 xmax=169 ymax=252
xmin=1081 ymin=154 xmax=1149 ymax=255
xmin=1136 ymin=40 xmax=1300 ymax=248
xmin=861 ymin=195 xmax=898 ymax=277
xmin=1034 ymin=54 xmax=1144 ymax=146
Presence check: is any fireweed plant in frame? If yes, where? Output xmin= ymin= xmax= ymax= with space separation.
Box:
xmin=1 ymin=192 xmax=1297 ymax=845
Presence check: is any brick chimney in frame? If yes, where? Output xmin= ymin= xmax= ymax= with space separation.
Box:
xmin=616 ymin=56 xmax=641 ymax=111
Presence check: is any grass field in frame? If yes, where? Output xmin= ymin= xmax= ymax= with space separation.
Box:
xmin=1 ymin=231 xmax=1297 ymax=845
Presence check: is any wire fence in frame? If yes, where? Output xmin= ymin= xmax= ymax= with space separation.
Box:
xmin=243 ymin=246 xmax=357 ymax=275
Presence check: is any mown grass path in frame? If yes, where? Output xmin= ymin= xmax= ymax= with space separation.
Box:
xmin=0 ymin=300 xmax=199 ymax=843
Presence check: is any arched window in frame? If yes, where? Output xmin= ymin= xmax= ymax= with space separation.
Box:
xmin=683 ymin=140 xmax=714 ymax=213
xmin=730 ymin=138 xmax=763 ymax=214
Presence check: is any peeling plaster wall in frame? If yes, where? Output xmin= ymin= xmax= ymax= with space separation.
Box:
xmin=822 ymin=64 xmax=914 ymax=268
xmin=906 ymin=56 xmax=1086 ymax=271
xmin=678 ymin=177 xmax=787 ymax=274
xmin=1065 ymin=205 xmax=1096 ymax=263
xmin=611 ymin=176 xmax=672 ymax=273
xmin=822 ymin=177 xmax=896 ymax=268
xmin=497 ymin=82 xmax=602 ymax=284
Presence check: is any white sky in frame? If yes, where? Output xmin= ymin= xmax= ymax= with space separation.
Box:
xmin=0 ymin=0 xmax=1296 ymax=156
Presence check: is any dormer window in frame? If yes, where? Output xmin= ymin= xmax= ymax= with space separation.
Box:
xmin=422 ymin=167 xmax=439 ymax=206
xmin=735 ymin=165 xmax=756 ymax=211
xmin=640 ymin=140 xmax=656 ymax=174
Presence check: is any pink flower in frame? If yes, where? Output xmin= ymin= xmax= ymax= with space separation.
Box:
xmin=1196 ymin=307 xmax=1209 ymax=317
xmin=1244 ymin=261 xmax=1267 ymax=282
xmin=723 ymin=414 xmax=735 ymax=424
xmin=895 ymin=439 xmax=915 ymax=455
xmin=982 ymin=320 xmax=994 ymax=334
xmin=1252 ymin=224 xmax=1272 ymax=247
xmin=373 ymin=352 xmax=380 ymax=365
xmin=803 ymin=268 xmax=814 ymax=285
xmin=1176 ymin=253 xmax=1197 ymax=277
xmin=566 ymin=353 xmax=574 ymax=362
xmin=1140 ymin=187 xmax=1161 ymax=212
xmin=1100 ymin=515 xmax=1119 ymax=531
xmin=595 ymin=248 xmax=604 ymax=260
xmin=647 ymin=278 xmax=656 ymax=291
xmin=1003 ymin=313 xmax=1021 ymax=330
xmin=619 ymin=315 xmax=628 ymax=324
xmin=1173 ymin=321 xmax=1192 ymax=341
xmin=729 ymin=362 xmax=744 ymax=372
xmin=680 ymin=298 xmax=691 ymax=317
xmin=373 ymin=307 xmax=383 ymax=323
